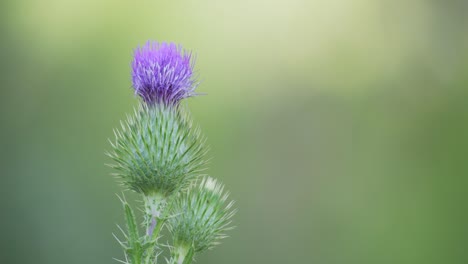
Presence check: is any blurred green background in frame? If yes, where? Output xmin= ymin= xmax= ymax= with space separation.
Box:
xmin=1 ymin=0 xmax=468 ymax=263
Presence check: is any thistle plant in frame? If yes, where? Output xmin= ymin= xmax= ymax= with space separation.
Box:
xmin=107 ymin=41 xmax=236 ymax=264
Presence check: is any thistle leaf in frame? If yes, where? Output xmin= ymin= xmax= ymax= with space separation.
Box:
xmin=121 ymin=202 xmax=143 ymax=263
xmin=124 ymin=203 xmax=140 ymax=247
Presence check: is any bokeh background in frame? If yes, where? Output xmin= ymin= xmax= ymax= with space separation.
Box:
xmin=1 ymin=0 xmax=468 ymax=263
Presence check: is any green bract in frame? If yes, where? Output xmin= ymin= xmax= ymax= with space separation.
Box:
xmin=169 ymin=177 xmax=236 ymax=254
xmin=107 ymin=104 xmax=207 ymax=197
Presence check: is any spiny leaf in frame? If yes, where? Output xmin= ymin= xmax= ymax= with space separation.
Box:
xmin=124 ymin=203 xmax=140 ymax=247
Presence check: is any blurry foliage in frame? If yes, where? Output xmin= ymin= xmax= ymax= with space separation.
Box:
xmin=1 ymin=0 xmax=467 ymax=263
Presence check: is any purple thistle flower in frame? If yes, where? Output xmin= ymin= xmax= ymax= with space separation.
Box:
xmin=131 ymin=41 xmax=197 ymax=105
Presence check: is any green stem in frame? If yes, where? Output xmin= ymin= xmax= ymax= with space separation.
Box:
xmin=143 ymin=193 xmax=167 ymax=241
xmin=150 ymin=216 xmax=165 ymax=241
xmin=170 ymin=246 xmax=194 ymax=264
xmin=143 ymin=194 xmax=179 ymax=263
xmin=133 ymin=254 xmax=141 ymax=264
xmin=149 ymin=194 xmax=177 ymax=240
xmin=182 ymin=248 xmax=194 ymax=264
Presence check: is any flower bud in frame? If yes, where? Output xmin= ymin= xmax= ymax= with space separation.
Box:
xmin=107 ymin=104 xmax=207 ymax=198
xmin=168 ymin=177 xmax=236 ymax=254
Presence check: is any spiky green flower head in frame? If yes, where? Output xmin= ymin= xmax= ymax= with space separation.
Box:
xmin=107 ymin=104 xmax=208 ymax=200
xmin=168 ymin=177 xmax=236 ymax=257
